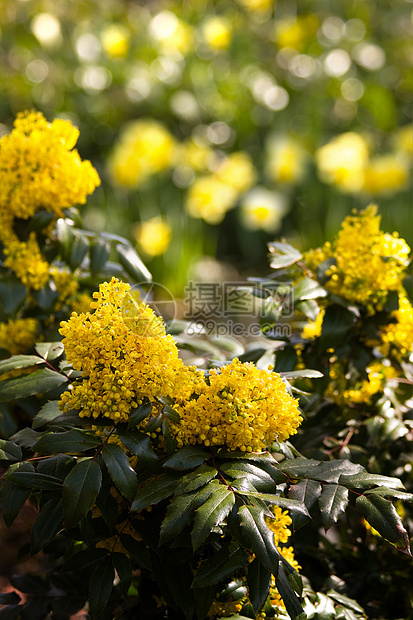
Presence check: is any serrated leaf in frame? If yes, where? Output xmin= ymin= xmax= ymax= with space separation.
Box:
xmin=0 ymin=478 xmax=31 ymax=527
xmin=247 ymin=557 xmax=272 ymax=613
xmin=0 ymin=439 xmax=22 ymax=462
xmin=220 ymin=461 xmax=276 ymax=492
xmin=275 ymin=562 xmax=305 ymax=620
xmin=6 ymin=471 xmax=62 ymax=490
xmin=33 ymin=429 xmax=102 ymax=455
xmin=131 ymin=473 xmax=180 ymax=511
xmin=191 ymin=485 xmax=235 ymax=550
xmin=175 ymin=464 xmax=218 ymax=495
xmin=102 ymin=443 xmax=138 ymax=502
xmin=310 ymin=459 xmax=364 ymax=484
xmin=163 ymin=445 xmax=209 ymax=471
xmin=318 ymin=484 xmax=349 ymax=529
xmin=162 ymin=403 xmax=180 ymax=423
xmin=37 ymin=454 xmax=76 ymax=480
xmin=233 ymin=489 xmax=310 ymax=518
xmin=193 ymin=542 xmax=248 ymax=588
xmin=111 ymin=552 xmax=132 ymax=594
xmin=127 ymin=400 xmax=153 ymax=429
xmin=278 ymin=457 xmax=321 ymax=478
xmin=238 ymin=505 xmax=279 ymax=576
xmin=10 ymin=427 xmax=43 ymax=448
xmin=160 ymin=483 xmax=217 ymax=545
xmin=356 ymin=494 xmax=411 ymax=554
xmin=31 ymin=498 xmax=63 ymax=555
xmin=363 ymin=486 xmax=413 ymax=501
xmin=89 ymin=555 xmax=115 ymax=618
xmin=34 ymin=342 xmax=64 ymax=361
xmin=0 ymin=368 xmax=68 ymax=402
xmin=32 ymin=401 xmax=63 ymax=429
xmin=339 ymin=471 xmax=405 ymax=491
xmin=288 ymin=478 xmax=322 ymax=529
xmin=118 ymin=428 xmax=159 ymax=472
xmin=62 ymin=459 xmax=102 ymax=529
xmin=0 ymin=355 xmax=43 ymax=377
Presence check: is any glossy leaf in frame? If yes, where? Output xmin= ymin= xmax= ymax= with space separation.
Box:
xmin=356 ymin=494 xmax=411 ymax=554
xmin=238 ymin=505 xmax=279 ymax=576
xmin=0 ymin=439 xmax=22 ymax=462
xmin=116 ymin=243 xmax=152 ymax=283
xmin=162 ymin=445 xmax=209 ymax=471
xmin=339 ymin=471 xmax=405 ymax=491
xmin=102 ymin=443 xmax=138 ymax=502
xmin=89 ymin=555 xmax=115 ymax=618
xmin=127 ymin=400 xmax=153 ymax=429
xmin=308 ymin=459 xmax=364 ymax=484
xmin=111 ymin=552 xmax=132 ymax=594
xmin=34 ymin=342 xmax=64 ymax=361
xmin=0 ymin=478 xmax=31 ymax=527
xmin=62 ymin=458 xmax=102 ymax=529
xmin=247 ymin=557 xmax=272 ymax=613
xmin=175 ymin=464 xmax=218 ymax=495
xmin=131 ymin=473 xmax=180 ymax=511
xmin=118 ymin=428 xmax=159 ymax=471
xmin=0 ymin=368 xmax=68 ymax=402
xmin=293 ymin=277 xmax=327 ymax=301
xmin=0 ymin=278 xmax=26 ymax=315
xmin=191 ymin=485 xmax=235 ymax=550
xmin=234 ymin=489 xmax=310 ymax=518
xmin=319 ymin=304 xmax=357 ymax=350
xmin=318 ymin=484 xmax=349 ymax=529
xmin=160 ymin=483 xmax=216 ymax=545
xmin=268 ymin=242 xmax=302 ymax=269
xmin=32 ymin=401 xmax=62 ymax=429
xmin=90 ymin=239 xmax=111 ymax=277
xmin=279 ymin=369 xmax=323 ymax=380
xmin=6 ymin=471 xmax=62 ymax=490
xmin=288 ymin=478 xmax=322 ymax=529
xmin=275 ymin=562 xmax=306 ymax=620
xmin=37 ymin=454 xmax=76 ymax=480
xmin=193 ymin=542 xmax=248 ymax=588
xmin=119 ymin=535 xmax=152 ymax=570
xmin=33 ymin=429 xmax=102 ymax=455
xmin=63 ymin=548 xmax=109 ymax=572
xmin=31 ymin=498 xmax=63 ymax=555
xmin=0 ymin=355 xmax=43 ymax=377
xmin=69 ymin=235 xmax=89 ymax=270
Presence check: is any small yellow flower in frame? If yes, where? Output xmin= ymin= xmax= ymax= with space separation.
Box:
xmin=315 ymin=132 xmax=369 ymax=194
xmin=241 ymin=187 xmax=288 ymax=232
xmin=266 ymin=135 xmax=310 ymax=185
xmin=135 ymin=216 xmax=172 ymax=257
xmin=185 ymin=175 xmax=237 ymax=224
xmin=379 ymin=294 xmax=413 ymax=362
xmin=215 ymin=152 xmax=257 ymax=194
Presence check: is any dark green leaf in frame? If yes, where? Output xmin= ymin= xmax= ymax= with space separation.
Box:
xmin=327 ymin=590 xmax=365 ymax=614
xmin=363 ymin=486 xmax=413 ymax=501
xmin=111 ymin=552 xmax=132 ymax=594
xmin=339 ymin=471 xmax=405 ymax=491
xmin=131 ymin=473 xmax=180 ymax=511
xmin=268 ymin=242 xmax=302 ymax=269
xmin=69 ymin=235 xmax=89 ymax=270
xmin=279 ymin=553 xmax=303 ymax=596
xmin=319 ymin=304 xmax=357 ymax=350
xmin=234 ymin=489 xmax=310 ymax=518
xmin=62 ymin=458 xmax=102 ymax=529
xmin=278 ymin=457 xmax=321 ymax=478
xmin=63 ymin=548 xmax=109 ymax=572
xmin=119 ymin=535 xmax=152 ymax=570
xmin=0 ymin=439 xmax=22 ymax=462
xmin=288 ymin=478 xmax=322 ymax=528
xmin=0 ymin=478 xmax=31 ymax=527
xmin=175 ymin=464 xmax=218 ymax=495
xmin=191 ymin=485 xmax=235 ymax=550
xmin=238 ymin=505 xmax=279 ymax=575
xmin=0 ymin=278 xmax=26 ymax=315
xmin=127 ymin=400 xmax=153 ymax=429
xmin=193 ymin=542 xmax=248 ymax=588
xmin=247 ymin=557 xmax=272 ymax=613
xmin=356 ymin=494 xmax=411 ymax=554
xmin=33 ymin=429 xmax=102 ymax=455
xmin=29 ymin=208 xmax=55 ymax=231
xmin=6 ymin=471 xmax=62 ymax=490
xmin=194 ymin=586 xmax=216 ymax=620
xmin=37 ymin=454 xmax=76 ymax=480
xmin=0 ymin=368 xmax=68 ymax=402
xmin=101 ymin=443 xmax=138 ymax=502
xmin=220 ymin=461 xmax=276 ymax=492
xmin=118 ymin=428 xmax=159 ymax=472
xmin=117 ymin=243 xmax=152 ymax=283
xmin=310 ymin=459 xmax=364 ymax=484
xmin=10 ymin=427 xmax=43 ymax=448
xmin=89 ymin=555 xmax=115 ymax=618
xmin=34 ymin=342 xmax=64 ymax=361
xmin=32 ymin=282 xmax=60 ymax=311
xmin=90 ymin=239 xmax=111 ymax=277
xmin=163 ymin=445 xmax=209 ymax=471
xmin=318 ymin=484 xmax=349 ymax=529
xmin=160 ymin=482 xmax=217 ymax=545
xmin=31 ymin=498 xmax=63 ymax=555
xmin=32 ymin=401 xmax=62 ymax=429
xmin=0 ymin=355 xmax=43 ymax=377
xmin=162 ymin=403 xmax=180 ymax=423
xmin=275 ymin=562 xmax=305 ymax=620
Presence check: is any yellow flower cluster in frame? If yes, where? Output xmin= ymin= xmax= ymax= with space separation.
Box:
xmin=170 ymin=358 xmax=302 ymax=452
xmin=0 ymin=110 xmax=100 ymax=240
xmin=109 ymin=119 xmax=176 ymax=188
xmin=379 ymin=295 xmax=413 ymax=362
xmin=59 ymin=278 xmax=193 ymax=422
xmin=326 ymin=360 xmax=398 ymax=406
xmin=0 ymin=318 xmax=39 ymax=355
xmin=301 ymin=308 xmax=325 ymax=340
xmin=3 ymin=234 xmax=50 ymax=290
xmin=305 ymin=205 xmax=410 ymax=312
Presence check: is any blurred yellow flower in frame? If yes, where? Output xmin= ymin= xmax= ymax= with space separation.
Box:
xmin=393 ymin=124 xmax=413 ymax=155
xmin=101 ymin=24 xmax=130 ymax=58
xmin=185 ymin=175 xmax=237 ymax=224
xmin=236 ymin=0 xmax=274 ymax=12
xmin=274 ymin=15 xmax=319 ymax=50
xmin=109 ymin=119 xmax=176 ymax=187
xmin=379 ymin=294 xmax=413 ymax=362
xmin=266 ymin=134 xmax=310 ymax=184
xmin=315 ymin=132 xmax=369 ymax=193
xmin=4 ymin=233 xmax=50 ymax=290
xmin=302 ymin=308 xmax=325 ymax=340
xmin=215 ymin=151 xmax=257 ymax=193
xmin=241 ymin=187 xmax=288 ymax=232
xmin=135 ymin=216 xmax=172 ymax=257
xmin=201 ymin=16 xmax=232 ymax=51
xmin=149 ymin=11 xmax=193 ymax=57
xmin=363 ymin=154 xmax=410 ymax=196
xmin=0 ymin=318 xmax=39 ymax=355
xmin=176 ymin=139 xmax=213 ymax=171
